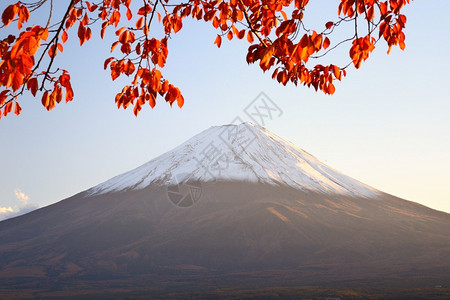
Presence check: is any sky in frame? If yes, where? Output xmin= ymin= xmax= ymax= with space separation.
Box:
xmin=1 ymin=0 xmax=449 ymax=220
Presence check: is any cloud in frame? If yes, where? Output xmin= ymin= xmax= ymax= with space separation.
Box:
xmin=0 ymin=189 xmax=39 ymax=222
xmin=0 ymin=207 xmax=14 ymax=213
xmin=0 ymin=208 xmax=15 ymax=221
xmin=14 ymin=189 xmax=30 ymax=203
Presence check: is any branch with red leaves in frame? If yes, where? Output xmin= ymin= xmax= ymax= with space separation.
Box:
xmin=0 ymin=0 xmax=411 ymax=118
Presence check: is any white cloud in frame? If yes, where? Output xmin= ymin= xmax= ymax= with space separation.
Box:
xmin=0 ymin=207 xmax=15 ymax=221
xmin=0 ymin=207 xmax=14 ymax=213
xmin=0 ymin=189 xmax=38 ymax=221
xmin=14 ymin=189 xmax=29 ymax=203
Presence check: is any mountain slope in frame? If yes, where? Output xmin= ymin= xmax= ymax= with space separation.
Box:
xmin=89 ymin=122 xmax=379 ymax=198
xmin=0 ymin=183 xmax=448 ymax=297
xmin=0 ymin=123 xmax=449 ymax=298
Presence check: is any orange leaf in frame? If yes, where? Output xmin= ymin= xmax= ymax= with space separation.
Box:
xmin=212 ymin=16 xmax=220 ymax=28
xmin=2 ymin=4 xmax=18 ymax=27
xmin=126 ymin=8 xmax=132 ymax=20
xmin=214 ymin=35 xmax=222 ymax=48
xmin=237 ymin=29 xmax=245 ymax=40
xmin=60 ymin=72 xmax=74 ymax=102
xmin=104 ymin=57 xmax=114 ymax=70
xmin=40 ymin=27 xmax=49 ymax=41
xmin=133 ymin=102 xmax=141 ymax=116
xmin=48 ymin=44 xmax=57 ymax=57
xmin=313 ymin=34 xmax=322 ymax=50
xmin=0 ymin=90 xmax=9 ymax=106
xmin=11 ymin=71 xmax=23 ymax=91
xmin=137 ymin=5 xmax=152 ymax=15
xmin=81 ymin=13 xmax=89 ymax=25
xmin=41 ymin=91 xmax=50 ymax=110
xmin=3 ymin=101 xmax=13 ymax=116
xmin=111 ymin=41 xmax=120 ymax=52
xmin=328 ymin=82 xmax=335 ymax=94
xmin=173 ymin=16 xmax=183 ymax=33
xmin=247 ymin=31 xmax=254 ymax=43
xmin=85 ymin=27 xmax=92 ymax=41
xmin=380 ymin=2 xmax=388 ymax=16
xmin=111 ymin=10 xmax=120 ymax=27
xmin=78 ymin=23 xmax=86 ymax=45
xmin=136 ymin=17 xmax=144 ymax=29
xmin=332 ymin=65 xmax=341 ymax=80
xmin=86 ymin=2 xmax=95 ymax=12
xmin=149 ymin=93 xmax=156 ymax=108
xmin=55 ymin=86 xmax=63 ymax=103
xmin=14 ymin=102 xmax=21 ymax=115
xmin=18 ymin=5 xmax=30 ymax=29
xmin=177 ymin=94 xmax=184 ymax=108
xmin=160 ymin=80 xmax=169 ymax=95
xmin=61 ymin=30 xmax=68 ymax=43
xmin=101 ymin=22 xmax=107 ymax=39
xmin=27 ymin=77 xmax=38 ymax=96
xmin=227 ymin=31 xmax=233 ymax=40
xmin=323 ymin=37 xmax=330 ymax=49
xmin=299 ymin=34 xmax=309 ymax=48
xmin=367 ymin=6 xmax=374 ymax=21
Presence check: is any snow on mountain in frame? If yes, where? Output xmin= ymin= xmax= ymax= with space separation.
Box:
xmin=88 ymin=122 xmax=380 ymax=198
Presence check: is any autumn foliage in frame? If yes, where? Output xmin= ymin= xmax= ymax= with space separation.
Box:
xmin=0 ymin=0 xmax=411 ymax=117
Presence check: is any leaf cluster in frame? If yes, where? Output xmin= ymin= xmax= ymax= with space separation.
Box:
xmin=0 ymin=0 xmax=411 ymax=117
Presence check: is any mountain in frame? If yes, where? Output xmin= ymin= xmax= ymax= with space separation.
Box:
xmin=0 ymin=123 xmax=449 ymax=298
xmin=89 ymin=122 xmax=379 ymax=198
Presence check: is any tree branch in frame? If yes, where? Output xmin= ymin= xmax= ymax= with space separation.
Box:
xmin=39 ymin=0 xmax=76 ymax=90
xmin=238 ymin=0 xmax=267 ymax=47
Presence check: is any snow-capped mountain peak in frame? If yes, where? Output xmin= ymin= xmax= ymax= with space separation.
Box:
xmin=89 ymin=122 xmax=379 ymax=198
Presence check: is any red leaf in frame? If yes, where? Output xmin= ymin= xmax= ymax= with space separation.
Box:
xmin=133 ymin=102 xmax=141 ymax=116
xmin=111 ymin=41 xmax=120 ymax=52
xmin=104 ymin=57 xmax=114 ymax=70
xmin=39 ymin=27 xmax=49 ymax=41
xmin=85 ymin=27 xmax=92 ymax=41
xmin=48 ymin=44 xmax=57 ymax=57
xmin=2 ymin=4 xmax=18 ymax=27
xmin=247 ymin=31 xmax=254 ymax=43
xmin=59 ymin=72 xmax=74 ymax=102
xmin=78 ymin=23 xmax=86 ymax=45
xmin=149 ymin=93 xmax=156 ymax=108
xmin=41 ymin=91 xmax=50 ymax=110
xmin=81 ymin=13 xmax=89 ymax=26
xmin=126 ymin=8 xmax=132 ymax=20
xmin=177 ymin=94 xmax=184 ymax=108
xmin=367 ymin=6 xmax=375 ymax=21
xmin=27 ymin=78 xmax=39 ymax=96
xmin=61 ymin=30 xmax=68 ymax=43
xmin=227 ymin=31 xmax=233 ymax=40
xmin=137 ymin=5 xmax=152 ymax=15
xmin=214 ymin=35 xmax=222 ymax=48
xmin=0 ymin=90 xmax=9 ymax=106
xmin=136 ymin=17 xmax=144 ymax=29
xmin=11 ymin=71 xmax=23 ymax=91
xmin=14 ymin=102 xmax=21 ymax=115
xmin=101 ymin=22 xmax=107 ymax=39
xmin=237 ymin=29 xmax=245 ymax=40
xmin=328 ymin=82 xmax=335 ymax=94
xmin=3 ymin=101 xmax=13 ymax=116
xmin=323 ymin=37 xmax=330 ymax=49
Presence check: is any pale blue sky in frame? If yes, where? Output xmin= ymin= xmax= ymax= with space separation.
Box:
xmin=1 ymin=0 xmax=449 ymax=218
